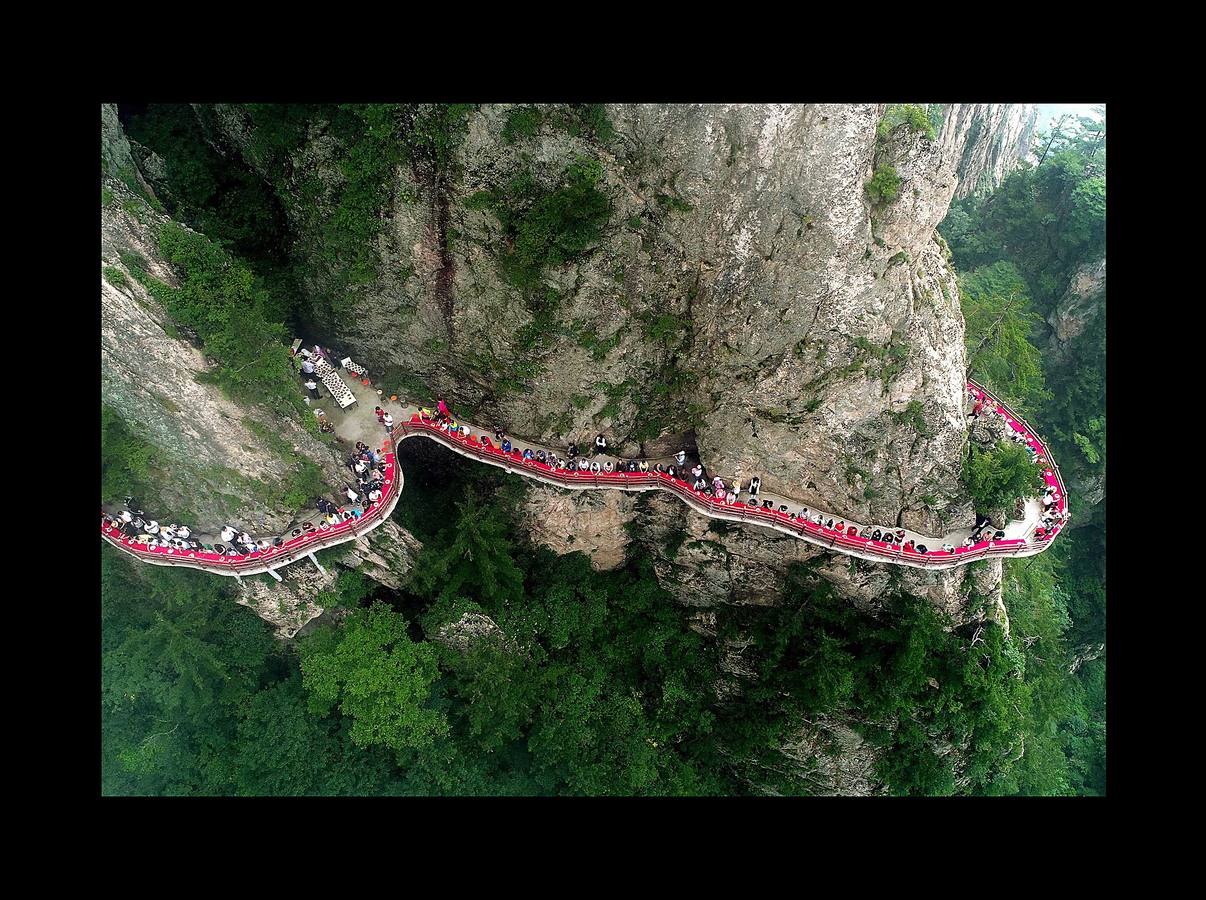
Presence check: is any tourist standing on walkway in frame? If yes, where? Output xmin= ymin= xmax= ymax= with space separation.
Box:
xmin=305 ymin=378 xmax=321 ymax=399
xmin=594 ymin=433 xmax=607 ymax=455
xmin=383 ymin=412 xmax=394 ymax=430
xmin=438 ymin=398 xmax=450 ymax=420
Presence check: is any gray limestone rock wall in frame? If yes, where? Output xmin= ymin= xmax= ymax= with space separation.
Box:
xmin=951 ymin=103 xmax=1038 ymax=199
xmin=194 ymin=102 xmax=1035 ymax=617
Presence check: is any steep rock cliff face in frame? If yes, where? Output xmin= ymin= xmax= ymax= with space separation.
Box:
xmin=951 ymin=103 xmax=1038 ymax=199
xmin=1047 ymin=255 xmax=1105 ymax=355
xmin=196 ymin=102 xmax=1030 ymax=620
xmin=100 ymin=185 xmax=349 ymax=531
xmin=101 ymin=105 xmax=421 ymax=631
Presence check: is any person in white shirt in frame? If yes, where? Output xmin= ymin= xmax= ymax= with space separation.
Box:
xmin=177 ymin=526 xmax=190 ymax=539
xmin=221 ymin=525 xmax=236 ymax=543
xmin=676 ymin=449 xmax=686 ymax=466
xmin=383 ymin=413 xmax=394 ymax=429
xmin=368 ymin=488 xmax=382 ymax=503
xmin=120 ymin=510 xmax=133 ymax=524
xmin=345 ymin=486 xmax=359 ymax=503
xmin=144 ymin=520 xmax=159 ymax=534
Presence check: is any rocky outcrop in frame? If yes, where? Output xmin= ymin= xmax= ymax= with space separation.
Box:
xmin=1047 ymin=255 xmax=1105 ymax=356
xmin=522 ymin=485 xmax=636 ymax=571
xmin=951 ymin=104 xmax=1038 ymax=199
xmin=433 ymin=611 xmax=505 ymax=653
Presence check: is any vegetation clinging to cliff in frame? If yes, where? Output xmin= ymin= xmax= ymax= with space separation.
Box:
xmin=466 ymin=155 xmax=612 ymax=294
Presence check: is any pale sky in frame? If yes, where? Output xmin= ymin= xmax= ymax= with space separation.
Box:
xmin=1036 ymin=103 xmax=1104 ymax=128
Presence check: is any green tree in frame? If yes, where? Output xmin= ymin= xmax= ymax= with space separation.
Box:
xmin=299 ymin=602 xmax=447 ymax=754
xmin=960 ymin=261 xmax=1051 ymax=414
xmin=865 ymin=164 xmax=901 ymax=204
xmin=410 ymin=492 xmax=526 ymax=607
xmin=963 ymin=440 xmax=1045 ymax=513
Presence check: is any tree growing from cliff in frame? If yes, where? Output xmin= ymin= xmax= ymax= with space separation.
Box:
xmin=865 ymin=164 xmax=901 ymax=204
xmin=960 ymin=262 xmax=1050 ymax=415
xmin=962 ymin=440 xmax=1046 ymax=514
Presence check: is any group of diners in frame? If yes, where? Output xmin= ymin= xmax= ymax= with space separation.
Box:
xmin=336 ymin=440 xmax=389 ymax=519
xmin=103 ymin=497 xmax=204 ymax=552
xmin=1035 ymin=484 xmax=1068 ymax=540
xmin=970 ymin=387 xmax=1045 ymax=463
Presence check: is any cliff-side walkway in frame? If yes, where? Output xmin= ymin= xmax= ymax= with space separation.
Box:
xmin=100 ymin=363 xmax=1067 ymax=575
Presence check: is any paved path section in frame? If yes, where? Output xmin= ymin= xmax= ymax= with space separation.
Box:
xmin=100 ymin=360 xmax=1067 ymax=575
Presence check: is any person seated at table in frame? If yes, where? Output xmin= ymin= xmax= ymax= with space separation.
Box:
xmin=420 ymin=407 xmax=434 ymax=422
xmin=812 ymin=512 xmax=823 ymax=525
xmin=638 ymin=459 xmax=649 ymax=473
xmin=835 ymin=521 xmax=845 ymax=532
xmin=501 ymin=438 xmax=512 ymax=454
xmin=916 ymin=544 xmax=928 ymax=553
xmin=713 ymin=476 xmax=725 ymax=494
xmin=847 ymin=525 xmax=858 ymax=536
xmin=667 ymin=464 xmax=678 ymax=479
xmin=762 ymin=499 xmax=773 ymax=509
xmin=144 ymin=520 xmax=160 ymax=535
xmin=590 ymin=460 xmax=602 ymax=474
xmin=693 ymin=476 xmax=706 ymax=491
xmin=871 ymin=529 xmax=882 ymax=541
xmin=942 ymin=543 xmax=955 ymax=553
xmin=963 ymin=536 xmax=976 ymax=548
xmin=903 ymin=540 xmax=915 ymax=552
xmin=523 ymin=448 xmax=534 ymax=461
xmin=779 ymin=504 xmax=789 ymax=513
xmin=859 ymin=525 xmax=872 ymax=537
xmin=555 ymin=457 xmax=567 ymax=470
xmin=480 ymin=435 xmax=493 ymax=449
xmin=604 ymin=460 xmax=614 ymax=473
xmin=536 ymin=449 xmax=547 ymax=464
xmin=653 ymin=463 xmax=665 ymax=474
xmin=162 ymin=524 xmax=178 ymax=539
xmin=578 ymin=458 xmax=589 ymax=471
xmin=459 ymin=425 xmax=470 ymax=439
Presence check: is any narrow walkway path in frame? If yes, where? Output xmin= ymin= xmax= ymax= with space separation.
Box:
xmin=100 ymin=362 xmax=1067 ymax=575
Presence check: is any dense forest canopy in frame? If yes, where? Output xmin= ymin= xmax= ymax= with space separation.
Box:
xmin=102 ymin=104 xmax=1106 ymax=795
